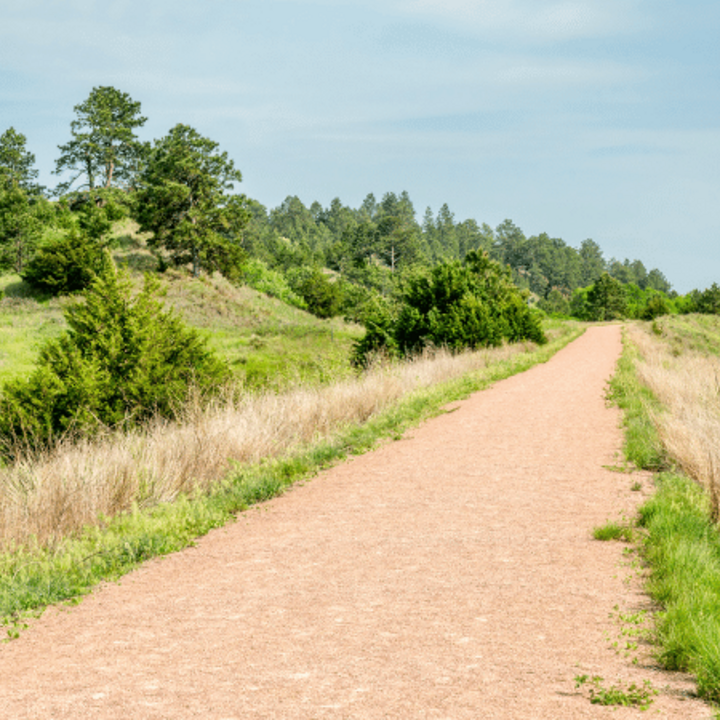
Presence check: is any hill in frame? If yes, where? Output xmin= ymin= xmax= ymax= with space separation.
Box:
xmin=0 ymin=234 xmax=363 ymax=390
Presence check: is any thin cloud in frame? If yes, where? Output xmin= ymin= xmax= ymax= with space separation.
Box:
xmin=393 ymin=0 xmax=641 ymax=41
xmin=496 ymin=58 xmax=647 ymax=87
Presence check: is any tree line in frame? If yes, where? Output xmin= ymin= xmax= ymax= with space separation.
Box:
xmin=0 ymin=86 xmax=717 ymax=348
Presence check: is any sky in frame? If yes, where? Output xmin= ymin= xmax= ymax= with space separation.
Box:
xmin=1 ymin=0 xmax=719 ymax=293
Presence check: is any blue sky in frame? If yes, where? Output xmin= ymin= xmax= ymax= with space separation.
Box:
xmin=1 ymin=0 xmax=719 ymax=292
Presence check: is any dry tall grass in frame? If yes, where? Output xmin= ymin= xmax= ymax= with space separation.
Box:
xmin=628 ymin=319 xmax=720 ymax=516
xmin=0 ymin=342 xmax=533 ymax=549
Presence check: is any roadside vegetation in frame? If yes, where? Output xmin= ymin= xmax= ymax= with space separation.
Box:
xmin=0 ymin=319 xmax=581 ymax=629
xmin=610 ymin=315 xmax=720 ymax=704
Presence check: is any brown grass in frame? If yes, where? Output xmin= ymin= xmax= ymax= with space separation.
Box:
xmin=0 ymin=342 xmax=535 ymax=550
xmin=627 ymin=319 xmax=720 ymax=517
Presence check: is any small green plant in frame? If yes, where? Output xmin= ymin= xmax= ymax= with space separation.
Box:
xmin=593 ymin=521 xmax=634 ymax=542
xmin=603 ymin=463 xmax=630 ymax=473
xmin=631 ymin=480 xmax=643 ymax=491
xmin=21 ymin=227 xmax=106 ymax=295
xmin=574 ymin=674 xmax=657 ymax=709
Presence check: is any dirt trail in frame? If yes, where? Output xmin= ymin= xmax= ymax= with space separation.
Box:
xmin=0 ymin=325 xmax=712 ymax=718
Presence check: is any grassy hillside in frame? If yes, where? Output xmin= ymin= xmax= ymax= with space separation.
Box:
xmin=0 ymin=276 xmax=66 ymax=385
xmin=161 ymin=272 xmax=362 ymax=389
xmin=0 ymin=259 xmax=363 ymax=390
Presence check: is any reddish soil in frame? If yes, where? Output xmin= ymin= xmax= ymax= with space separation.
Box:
xmin=0 ymin=325 xmax=713 ymax=718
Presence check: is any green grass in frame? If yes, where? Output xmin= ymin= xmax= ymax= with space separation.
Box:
xmin=609 ymin=322 xmax=720 ymax=704
xmin=592 ymin=521 xmax=634 ymax=542
xmin=574 ymin=674 xmax=657 ymax=709
xmin=638 ymin=474 xmax=720 ymax=703
xmin=0 ymin=268 xmax=363 ymax=390
xmin=651 ymin=313 xmax=720 ymax=357
xmin=606 ymin=330 xmax=666 ymax=471
xmin=0 ymin=320 xmax=583 ymax=633
xmin=0 ymin=275 xmax=66 ymax=385
xmin=161 ymin=272 xmax=362 ymax=389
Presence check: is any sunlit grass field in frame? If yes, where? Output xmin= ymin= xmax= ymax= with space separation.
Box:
xmin=0 ymin=269 xmax=363 ymax=390
xmin=161 ymin=272 xmax=362 ymax=389
xmin=0 ymin=276 xmax=66 ymax=385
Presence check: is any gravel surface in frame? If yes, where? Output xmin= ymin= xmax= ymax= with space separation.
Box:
xmin=0 ymin=324 xmax=713 ymax=718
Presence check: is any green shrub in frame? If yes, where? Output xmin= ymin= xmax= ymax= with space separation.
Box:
xmin=639 ymin=293 xmax=671 ymax=320
xmin=353 ymin=250 xmax=546 ymax=365
xmin=289 ymin=266 xmax=344 ymax=319
xmin=351 ymin=296 xmax=399 ymax=364
xmin=241 ymin=258 xmax=307 ymax=310
xmin=21 ymin=227 xmax=105 ymax=295
xmin=537 ymin=287 xmax=571 ymax=316
xmin=587 ymin=272 xmax=627 ymax=320
xmin=0 ymin=261 xmax=228 ymax=457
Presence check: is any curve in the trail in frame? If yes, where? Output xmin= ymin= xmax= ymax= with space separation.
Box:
xmin=0 ymin=326 xmax=710 ymax=718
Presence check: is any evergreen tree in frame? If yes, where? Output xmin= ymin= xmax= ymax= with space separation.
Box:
xmin=579 ymin=239 xmax=605 ymax=287
xmin=269 ymin=195 xmax=331 ymax=258
xmin=0 ymin=127 xmax=43 ymax=194
xmin=0 ymin=128 xmax=49 ymax=272
xmin=54 ymin=86 xmax=148 ymax=193
xmin=0 ymin=186 xmax=50 ymax=273
xmin=359 ymin=193 xmax=378 ymax=221
xmin=646 ymin=268 xmax=671 ymax=293
xmin=316 ymin=197 xmax=357 ymax=244
xmin=0 ymin=262 xmax=228 ymax=456
xmin=435 ymin=203 xmax=458 ymax=259
xmin=456 ymin=219 xmax=491 ymax=258
xmin=421 ymin=206 xmax=440 ymax=260
xmin=135 ymin=124 xmax=249 ymax=277
xmin=491 ymin=219 xmax=526 ymax=267
xmin=587 ymin=272 xmax=627 ymax=320
xmin=693 ymin=283 xmax=720 ymax=314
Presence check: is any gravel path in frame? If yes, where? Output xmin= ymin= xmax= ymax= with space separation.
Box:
xmin=0 ymin=325 xmax=712 ymax=718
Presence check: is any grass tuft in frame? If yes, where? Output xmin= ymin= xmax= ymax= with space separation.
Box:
xmin=592 ymin=521 xmax=634 ymax=542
